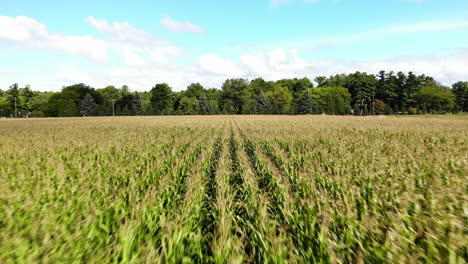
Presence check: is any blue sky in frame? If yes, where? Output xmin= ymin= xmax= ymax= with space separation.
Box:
xmin=1 ymin=0 xmax=467 ymax=91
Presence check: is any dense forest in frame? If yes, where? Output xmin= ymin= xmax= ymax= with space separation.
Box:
xmin=1 ymin=70 xmax=467 ymax=117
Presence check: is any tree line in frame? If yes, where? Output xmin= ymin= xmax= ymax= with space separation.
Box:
xmin=1 ymin=70 xmax=466 ymax=117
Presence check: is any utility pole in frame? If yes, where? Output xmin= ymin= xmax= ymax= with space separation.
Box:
xmin=360 ymin=99 xmax=364 ymax=116
xmin=111 ymin=99 xmax=115 ymax=116
xmin=14 ymin=97 xmax=17 ymax=118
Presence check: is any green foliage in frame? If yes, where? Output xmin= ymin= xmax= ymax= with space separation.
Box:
xmin=314 ymin=76 xmax=327 ymax=87
xmin=298 ymin=88 xmax=313 ymax=114
xmin=98 ymin=85 xmax=121 ymax=101
xmin=347 ymin=72 xmax=377 ymax=114
xmin=20 ymin=85 xmax=35 ymax=115
xmin=45 ymin=89 xmax=79 ymax=117
xmin=199 ymin=93 xmax=211 ymax=115
xmin=256 ymin=90 xmax=270 ymax=114
xmin=311 ymin=86 xmax=352 ymax=115
xmin=115 ymin=94 xmax=134 ymax=115
xmin=150 ymin=83 xmax=173 ymax=115
xmin=185 ymin=83 xmax=204 ymax=98
xmin=130 ymin=93 xmax=142 ymax=115
xmin=277 ymin=77 xmax=313 ymax=93
xmin=248 ymin=78 xmax=276 ymax=97
xmin=0 ymin=97 xmax=12 ymax=117
xmin=452 ymin=81 xmax=467 ymax=112
xmin=414 ymin=86 xmax=455 ymax=113
xmin=80 ymin=93 xmax=96 ymax=116
xmin=120 ymin=85 xmax=131 ymax=97
xmin=221 ymin=99 xmax=236 ymax=114
xmin=408 ymin=107 xmax=417 ymax=115
xmin=177 ymin=96 xmax=200 ymax=115
xmin=0 ymin=72 xmax=464 ymax=117
xmin=63 ymin=83 xmax=103 ymax=104
xmin=374 ymin=99 xmax=387 ymax=115
xmin=220 ymin=79 xmax=249 ymax=114
xmin=265 ymin=85 xmax=293 ymax=114
xmin=42 ymin=84 xmax=101 ymax=117
xmin=6 ymin=84 xmax=20 ymax=117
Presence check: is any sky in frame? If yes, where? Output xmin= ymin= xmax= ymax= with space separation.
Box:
xmin=0 ymin=0 xmax=467 ymax=92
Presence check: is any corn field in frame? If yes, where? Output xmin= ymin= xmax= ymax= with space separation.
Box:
xmin=0 ymin=115 xmax=466 ymax=263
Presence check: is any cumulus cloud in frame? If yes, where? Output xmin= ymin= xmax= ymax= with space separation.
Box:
xmin=86 ymin=16 xmax=154 ymax=45
xmin=160 ymin=15 xmax=206 ymax=35
xmin=238 ymin=48 xmax=468 ymax=86
xmin=0 ymin=16 xmax=47 ymax=41
xmin=0 ymin=15 xmax=109 ymax=63
xmin=350 ymin=52 xmax=468 ymax=85
xmin=148 ymin=47 xmax=182 ymax=65
xmin=85 ymin=16 xmax=181 ymax=67
xmin=240 ymin=48 xmax=316 ymax=78
xmin=1 ymin=15 xmax=466 ymax=92
xmin=0 ymin=69 xmax=16 ymax=74
xmin=43 ymin=48 xmax=468 ymax=93
xmin=199 ymin=54 xmax=245 ymax=76
xmin=0 ymin=15 xmax=182 ymax=68
xmin=11 ymin=47 xmax=466 ymax=93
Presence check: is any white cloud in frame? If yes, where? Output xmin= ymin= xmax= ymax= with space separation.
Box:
xmin=238 ymin=48 xmax=468 ymax=86
xmin=8 ymin=48 xmax=466 ymax=93
xmin=121 ymin=49 xmax=147 ymax=67
xmin=86 ymin=16 xmax=155 ymax=45
xmin=49 ymin=48 xmax=468 ymax=93
xmin=350 ymin=52 xmax=468 ymax=85
xmin=160 ymin=15 xmax=206 ymax=35
xmin=148 ymin=47 xmax=182 ymax=65
xmin=199 ymin=54 xmax=245 ymax=76
xmin=0 ymin=16 xmax=47 ymax=41
xmin=240 ymin=48 xmax=334 ymax=80
xmin=240 ymin=48 xmax=317 ymax=79
xmin=85 ymin=16 xmax=182 ymax=67
xmin=1 ymin=15 xmax=466 ymax=92
xmin=0 ymin=15 xmax=182 ymax=67
xmin=0 ymin=69 xmax=16 ymax=74
xmin=0 ymin=16 xmax=109 ymax=63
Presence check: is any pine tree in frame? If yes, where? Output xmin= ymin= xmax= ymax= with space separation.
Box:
xmin=256 ymin=90 xmax=269 ymax=114
xmin=199 ymin=93 xmax=211 ymax=115
xmin=80 ymin=93 xmax=96 ymax=116
xmin=130 ymin=93 xmax=142 ymax=115
xmin=452 ymin=81 xmax=468 ymax=112
xmin=298 ymin=88 xmax=313 ymax=114
xmin=150 ymin=83 xmax=173 ymax=115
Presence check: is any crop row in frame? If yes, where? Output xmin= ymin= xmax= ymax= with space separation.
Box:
xmin=1 ymin=115 xmax=465 ymax=263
